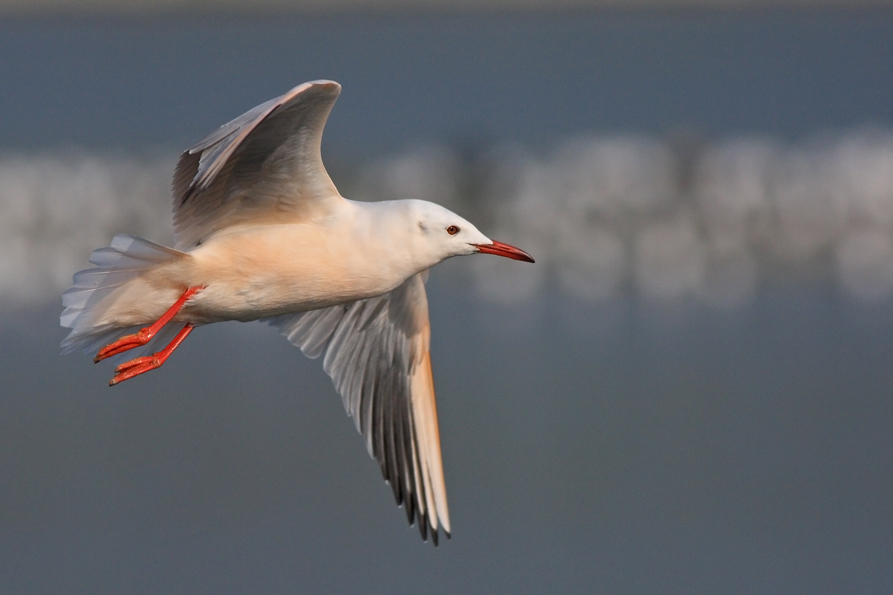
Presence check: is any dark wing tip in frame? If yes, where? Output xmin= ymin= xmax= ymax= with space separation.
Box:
xmin=172 ymin=150 xmax=201 ymax=207
xmin=418 ymin=512 xmax=428 ymax=541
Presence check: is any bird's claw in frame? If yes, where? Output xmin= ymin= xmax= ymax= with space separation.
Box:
xmin=108 ymin=356 xmax=161 ymax=386
xmin=94 ymin=328 xmax=152 ymax=363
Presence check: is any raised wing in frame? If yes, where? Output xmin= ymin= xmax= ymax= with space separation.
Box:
xmin=172 ymin=80 xmax=343 ymax=249
xmin=269 ymin=274 xmax=450 ymax=544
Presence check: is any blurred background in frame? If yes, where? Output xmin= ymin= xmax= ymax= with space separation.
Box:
xmin=2 ymin=3 xmax=893 ymax=593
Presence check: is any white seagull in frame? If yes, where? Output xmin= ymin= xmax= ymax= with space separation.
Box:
xmin=60 ymin=80 xmax=534 ymax=545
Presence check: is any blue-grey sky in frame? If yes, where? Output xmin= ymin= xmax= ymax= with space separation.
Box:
xmin=1 ymin=12 xmax=892 ymax=155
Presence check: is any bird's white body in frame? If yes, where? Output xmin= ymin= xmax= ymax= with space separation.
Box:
xmin=61 ymin=80 xmax=532 ymax=545
xmin=84 ymin=198 xmax=484 ymax=330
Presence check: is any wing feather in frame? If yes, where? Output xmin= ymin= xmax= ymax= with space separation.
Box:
xmin=268 ymin=274 xmax=450 ymax=544
xmin=172 ymin=80 xmax=343 ymax=249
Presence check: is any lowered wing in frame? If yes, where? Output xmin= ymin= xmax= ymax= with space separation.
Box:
xmin=269 ymin=274 xmax=451 ymax=544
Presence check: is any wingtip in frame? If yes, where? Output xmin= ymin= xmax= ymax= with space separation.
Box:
xmin=429 ymin=523 xmax=449 ymax=546
xmin=294 ymin=80 xmax=341 ymax=96
xmin=307 ymin=79 xmax=341 ymax=89
xmin=418 ymin=512 xmax=429 ymax=542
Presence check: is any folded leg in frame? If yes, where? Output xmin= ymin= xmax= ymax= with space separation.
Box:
xmin=94 ymin=286 xmax=203 ymax=363
xmin=109 ymin=323 xmax=195 ymax=386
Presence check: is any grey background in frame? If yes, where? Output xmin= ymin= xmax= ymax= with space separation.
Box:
xmin=1 ymin=11 xmax=893 ymax=594
xmin=2 ymin=13 xmax=892 ymax=151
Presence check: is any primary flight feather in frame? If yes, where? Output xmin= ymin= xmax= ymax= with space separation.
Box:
xmin=61 ymin=80 xmax=534 ymax=544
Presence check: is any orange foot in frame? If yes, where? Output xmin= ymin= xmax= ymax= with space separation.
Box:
xmin=107 ymin=323 xmax=195 ymax=387
xmin=94 ymin=328 xmax=152 ymax=363
xmin=93 ymin=285 xmax=204 ymax=363
xmin=109 ymin=355 xmax=163 ymax=386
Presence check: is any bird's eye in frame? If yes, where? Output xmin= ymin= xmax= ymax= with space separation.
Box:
xmin=446 ymin=225 xmax=460 ymax=236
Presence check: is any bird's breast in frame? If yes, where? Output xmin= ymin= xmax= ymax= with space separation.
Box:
xmin=182 ymin=223 xmax=410 ymax=322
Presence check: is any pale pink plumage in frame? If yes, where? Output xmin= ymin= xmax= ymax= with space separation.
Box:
xmin=61 ymin=80 xmax=533 ymax=544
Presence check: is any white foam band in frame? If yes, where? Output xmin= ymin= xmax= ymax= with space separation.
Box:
xmin=3 ymin=131 xmax=893 ymax=308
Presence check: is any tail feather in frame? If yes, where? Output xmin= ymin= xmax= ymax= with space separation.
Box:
xmin=60 ymin=234 xmax=187 ymax=357
xmin=59 ymin=324 xmax=139 ymax=357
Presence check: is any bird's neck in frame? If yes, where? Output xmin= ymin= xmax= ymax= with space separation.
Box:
xmin=346 ymin=199 xmax=443 ymax=280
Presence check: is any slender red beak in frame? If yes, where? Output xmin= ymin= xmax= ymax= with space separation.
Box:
xmin=474 ymin=240 xmax=535 ymax=263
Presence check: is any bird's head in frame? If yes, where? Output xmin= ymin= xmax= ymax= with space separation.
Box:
xmin=401 ymin=200 xmax=535 ymax=267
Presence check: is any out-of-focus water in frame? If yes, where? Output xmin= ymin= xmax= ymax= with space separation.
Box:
xmin=2 ymin=12 xmax=893 ymax=594
xmin=6 ymin=131 xmax=893 ymax=309
xmin=3 ymin=284 xmax=893 ymax=593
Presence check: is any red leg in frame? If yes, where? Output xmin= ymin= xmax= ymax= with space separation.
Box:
xmin=94 ymin=286 xmax=204 ymax=363
xmin=108 ymin=323 xmax=195 ymax=386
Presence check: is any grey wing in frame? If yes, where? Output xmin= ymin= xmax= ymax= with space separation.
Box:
xmin=269 ymin=274 xmax=451 ymax=544
xmin=172 ymin=80 xmax=343 ymax=249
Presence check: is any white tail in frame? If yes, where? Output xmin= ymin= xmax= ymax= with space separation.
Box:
xmin=60 ymin=234 xmax=187 ymax=357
